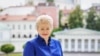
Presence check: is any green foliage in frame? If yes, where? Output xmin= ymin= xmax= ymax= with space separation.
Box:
xmin=0 ymin=9 xmax=3 ymax=12
xmin=53 ymin=27 xmax=63 ymax=32
xmin=86 ymin=7 xmax=100 ymax=31
xmin=28 ymin=1 xmax=34 ymax=5
xmin=27 ymin=0 xmax=34 ymax=6
xmin=68 ymin=5 xmax=83 ymax=29
xmin=86 ymin=7 xmax=96 ymax=30
xmin=59 ymin=10 xmax=63 ymax=28
xmin=47 ymin=0 xmax=54 ymax=3
xmin=51 ymin=27 xmax=63 ymax=37
xmin=1 ymin=44 xmax=15 ymax=54
xmin=23 ymin=44 xmax=25 ymax=49
xmin=0 ymin=46 xmax=1 ymax=51
xmin=50 ymin=33 xmax=55 ymax=37
xmin=94 ymin=16 xmax=100 ymax=31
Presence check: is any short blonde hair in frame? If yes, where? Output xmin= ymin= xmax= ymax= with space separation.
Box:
xmin=36 ymin=15 xmax=53 ymax=29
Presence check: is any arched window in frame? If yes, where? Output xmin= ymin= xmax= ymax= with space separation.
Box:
xmin=84 ymin=39 xmax=88 ymax=50
xmin=23 ymin=35 xmax=27 ymax=38
xmin=65 ymin=39 xmax=68 ymax=49
xmin=98 ymin=39 xmax=100 ymax=51
xmin=78 ymin=39 xmax=82 ymax=50
xmin=29 ymin=34 xmax=32 ymax=38
xmin=71 ymin=39 xmax=75 ymax=50
xmin=12 ymin=34 xmax=15 ymax=38
xmin=91 ymin=39 xmax=95 ymax=50
xmin=18 ymin=34 xmax=20 ymax=38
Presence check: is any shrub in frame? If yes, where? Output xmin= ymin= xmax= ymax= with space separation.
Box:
xmin=1 ymin=44 xmax=15 ymax=54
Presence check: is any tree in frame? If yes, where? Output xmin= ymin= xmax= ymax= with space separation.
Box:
xmin=95 ymin=16 xmax=100 ymax=31
xmin=68 ymin=5 xmax=83 ymax=29
xmin=86 ymin=7 xmax=96 ymax=30
xmin=1 ymin=44 xmax=15 ymax=56
xmin=23 ymin=44 xmax=25 ymax=49
xmin=26 ymin=0 xmax=34 ymax=6
xmin=50 ymin=27 xmax=63 ymax=37
xmin=59 ymin=10 xmax=62 ymax=28
xmin=47 ymin=0 xmax=54 ymax=3
xmin=0 ymin=7 xmax=3 ymax=12
xmin=0 ymin=9 xmax=3 ymax=12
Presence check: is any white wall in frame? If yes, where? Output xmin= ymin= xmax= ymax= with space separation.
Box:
xmin=0 ymin=21 xmax=38 ymax=52
xmin=1 ymin=21 xmax=37 ymax=39
xmin=55 ymin=34 xmax=100 ymax=52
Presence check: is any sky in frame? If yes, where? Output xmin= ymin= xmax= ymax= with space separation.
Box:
xmin=0 ymin=0 xmax=100 ymax=10
xmin=81 ymin=0 xmax=100 ymax=9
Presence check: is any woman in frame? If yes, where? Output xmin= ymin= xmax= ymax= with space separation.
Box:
xmin=23 ymin=15 xmax=63 ymax=56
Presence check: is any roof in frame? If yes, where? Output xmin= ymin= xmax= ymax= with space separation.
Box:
xmin=54 ymin=28 xmax=100 ymax=35
xmin=0 ymin=15 xmax=36 ymax=21
xmin=0 ymin=6 xmax=35 ymax=15
xmin=0 ymin=5 xmax=58 ymax=28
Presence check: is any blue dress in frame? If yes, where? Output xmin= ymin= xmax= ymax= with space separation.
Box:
xmin=23 ymin=35 xmax=63 ymax=56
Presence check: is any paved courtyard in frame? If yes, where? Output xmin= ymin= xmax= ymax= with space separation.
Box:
xmin=64 ymin=52 xmax=100 ymax=56
xmin=0 ymin=52 xmax=100 ymax=56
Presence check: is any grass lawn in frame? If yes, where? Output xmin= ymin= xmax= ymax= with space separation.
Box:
xmin=8 ymin=53 xmax=22 ymax=56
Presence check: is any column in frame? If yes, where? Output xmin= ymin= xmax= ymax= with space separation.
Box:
xmin=88 ymin=39 xmax=91 ymax=52
xmin=61 ymin=38 xmax=65 ymax=51
xmin=82 ymin=39 xmax=85 ymax=52
xmin=95 ymin=39 xmax=98 ymax=52
xmin=68 ymin=39 xmax=71 ymax=52
xmin=75 ymin=39 xmax=78 ymax=52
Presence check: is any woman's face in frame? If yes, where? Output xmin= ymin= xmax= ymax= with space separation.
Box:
xmin=37 ymin=23 xmax=53 ymax=39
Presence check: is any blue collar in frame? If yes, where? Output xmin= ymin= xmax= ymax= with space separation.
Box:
xmin=36 ymin=34 xmax=51 ymax=46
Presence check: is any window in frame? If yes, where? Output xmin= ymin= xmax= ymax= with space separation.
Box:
xmin=18 ymin=25 xmax=20 ymax=30
xmin=23 ymin=18 xmax=27 ymax=20
xmin=18 ymin=34 xmax=20 ymax=38
xmin=12 ymin=24 xmax=15 ymax=29
xmin=12 ymin=34 xmax=15 ymax=38
xmin=65 ymin=39 xmax=68 ymax=49
xmin=24 ymin=24 xmax=26 ymax=30
xmin=84 ymin=39 xmax=88 ymax=50
xmin=24 ymin=35 xmax=27 ymax=38
xmin=98 ymin=39 xmax=100 ymax=51
xmin=0 ymin=32 xmax=2 ymax=39
xmin=71 ymin=39 xmax=75 ymax=50
xmin=91 ymin=39 xmax=95 ymax=50
xmin=29 ymin=25 xmax=32 ymax=30
xmin=29 ymin=34 xmax=32 ymax=38
xmin=2 ymin=18 xmax=6 ymax=20
xmin=78 ymin=39 xmax=82 ymax=50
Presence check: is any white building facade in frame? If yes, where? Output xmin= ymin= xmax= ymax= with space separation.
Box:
xmin=54 ymin=28 xmax=100 ymax=52
xmin=0 ymin=21 xmax=37 ymax=52
xmin=0 ymin=22 xmax=11 ymax=44
xmin=0 ymin=6 xmax=38 ymax=52
xmin=0 ymin=5 xmax=58 ymax=52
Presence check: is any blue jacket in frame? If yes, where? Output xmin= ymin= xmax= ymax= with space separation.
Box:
xmin=23 ymin=35 xmax=63 ymax=56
